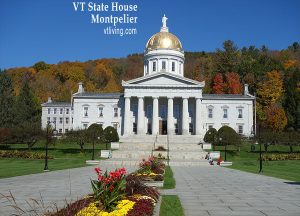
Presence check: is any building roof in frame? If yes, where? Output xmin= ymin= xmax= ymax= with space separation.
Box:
xmin=202 ymin=94 xmax=255 ymax=100
xmin=73 ymin=92 xmax=123 ymax=99
xmin=41 ymin=101 xmax=71 ymax=107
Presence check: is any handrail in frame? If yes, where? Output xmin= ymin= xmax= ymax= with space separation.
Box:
xmin=167 ymin=133 xmax=170 ymax=166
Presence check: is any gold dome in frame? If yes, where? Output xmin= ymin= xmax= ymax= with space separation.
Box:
xmin=145 ymin=31 xmax=183 ymax=52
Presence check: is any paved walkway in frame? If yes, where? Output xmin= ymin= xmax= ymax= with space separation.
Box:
xmin=0 ymin=163 xmax=136 ymax=216
xmin=163 ymin=166 xmax=300 ymax=216
xmin=1 ymin=163 xmax=300 ymax=216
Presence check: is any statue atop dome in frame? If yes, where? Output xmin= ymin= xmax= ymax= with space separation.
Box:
xmin=160 ymin=14 xmax=169 ymax=32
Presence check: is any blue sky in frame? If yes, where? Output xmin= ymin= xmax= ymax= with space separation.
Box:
xmin=0 ymin=0 xmax=299 ymax=69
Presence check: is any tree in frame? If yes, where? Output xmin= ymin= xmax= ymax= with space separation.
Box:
xmin=33 ymin=61 xmax=49 ymax=72
xmin=65 ymin=129 xmax=87 ymax=152
xmin=87 ymin=124 xmax=103 ymax=160
xmin=103 ymin=126 xmax=119 ymax=150
xmin=256 ymin=71 xmax=284 ymax=106
xmin=212 ymin=73 xmax=226 ymax=94
xmin=0 ymin=73 xmax=15 ymax=127
xmin=224 ymin=72 xmax=242 ymax=94
xmin=264 ymin=104 xmax=287 ymax=131
xmin=215 ymin=40 xmax=239 ymax=73
xmin=14 ymin=79 xmax=41 ymax=126
xmin=204 ymin=128 xmax=218 ymax=150
xmin=218 ymin=126 xmax=241 ymax=155
xmin=283 ymin=68 xmax=300 ymax=129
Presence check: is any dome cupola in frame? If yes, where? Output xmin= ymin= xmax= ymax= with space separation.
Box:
xmin=143 ymin=15 xmax=185 ymax=77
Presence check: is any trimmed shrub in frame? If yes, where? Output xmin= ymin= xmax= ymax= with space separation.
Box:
xmin=103 ymin=126 xmax=119 ymax=143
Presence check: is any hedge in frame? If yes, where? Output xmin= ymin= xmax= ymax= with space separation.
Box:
xmin=262 ymin=153 xmax=300 ymax=161
xmin=0 ymin=150 xmax=53 ymax=159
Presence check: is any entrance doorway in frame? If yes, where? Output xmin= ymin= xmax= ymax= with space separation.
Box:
xmin=159 ymin=120 xmax=167 ymax=135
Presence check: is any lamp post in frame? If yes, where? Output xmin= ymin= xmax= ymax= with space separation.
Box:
xmin=44 ymin=121 xmax=57 ymax=171
xmin=255 ymin=140 xmax=263 ymax=173
xmin=219 ymin=137 xmax=226 ymax=161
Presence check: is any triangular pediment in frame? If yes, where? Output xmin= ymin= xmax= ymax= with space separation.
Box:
xmin=122 ymin=72 xmax=204 ymax=87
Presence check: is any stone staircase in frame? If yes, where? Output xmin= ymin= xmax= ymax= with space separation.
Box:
xmin=100 ymin=135 xmax=209 ymax=167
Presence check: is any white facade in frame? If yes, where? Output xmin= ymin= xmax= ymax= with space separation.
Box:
xmin=41 ymin=16 xmax=255 ymax=138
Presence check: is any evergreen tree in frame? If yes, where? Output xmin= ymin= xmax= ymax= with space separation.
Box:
xmin=0 ymin=72 xmax=15 ymax=127
xmin=283 ymin=68 xmax=300 ymax=129
xmin=14 ymin=79 xmax=41 ymax=127
xmin=215 ymin=40 xmax=239 ymax=73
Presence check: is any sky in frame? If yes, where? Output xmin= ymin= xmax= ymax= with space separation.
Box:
xmin=0 ymin=0 xmax=299 ymax=69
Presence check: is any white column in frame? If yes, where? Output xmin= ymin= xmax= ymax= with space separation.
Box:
xmin=167 ymin=97 xmax=174 ymax=135
xmin=195 ymin=97 xmax=201 ymax=135
xmin=182 ymin=97 xmax=189 ymax=135
xmin=124 ymin=96 xmax=131 ymax=135
xmin=152 ymin=97 xmax=159 ymax=135
xmin=137 ymin=97 xmax=144 ymax=135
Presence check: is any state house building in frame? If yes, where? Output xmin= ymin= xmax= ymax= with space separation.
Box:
xmin=41 ymin=16 xmax=256 ymax=139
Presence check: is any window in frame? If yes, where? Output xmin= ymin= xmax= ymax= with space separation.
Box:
xmin=189 ymin=123 xmax=193 ymax=134
xmin=84 ymin=107 xmax=88 ymax=117
xmin=174 ymin=105 xmax=180 ymax=118
xmin=59 ymin=129 xmax=62 ymax=133
xmin=172 ymin=62 xmax=175 ymax=72
xmin=65 ymin=129 xmax=69 ymax=133
xmin=66 ymin=117 xmax=69 ymax=124
xmin=147 ymin=61 xmax=149 ymax=74
xmin=54 ymin=108 xmax=57 ymax=114
xmin=66 ymin=109 xmax=69 ymax=114
xmin=208 ymin=108 xmax=213 ymax=118
xmin=160 ymin=105 xmax=166 ymax=118
xmin=53 ymin=117 xmax=56 ymax=124
xmin=83 ymin=123 xmax=88 ymax=129
xmin=60 ymin=108 xmax=63 ymax=114
xmin=146 ymin=105 xmax=152 ymax=118
xmin=238 ymin=109 xmax=243 ymax=118
xmin=238 ymin=125 xmax=243 ymax=134
xmin=133 ymin=123 xmax=137 ymax=134
xmin=188 ymin=107 xmax=193 ymax=118
xmin=114 ymin=107 xmax=118 ymax=117
xmin=47 ymin=117 xmax=50 ymax=123
xmin=113 ymin=123 xmax=118 ymax=130
xmin=223 ymin=109 xmax=228 ymax=118
xmin=162 ymin=61 xmax=166 ymax=70
xmin=59 ymin=118 xmax=63 ymax=124
xmin=208 ymin=125 xmax=213 ymax=130
xmin=153 ymin=62 xmax=156 ymax=72
xmin=175 ymin=123 xmax=179 ymax=134
xmin=48 ymin=108 xmax=51 ymax=114
xmin=99 ymin=107 xmax=103 ymax=117
xmin=72 ymin=118 xmax=73 ymax=123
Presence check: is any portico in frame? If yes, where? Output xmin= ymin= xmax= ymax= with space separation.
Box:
xmin=122 ymin=72 xmax=205 ymax=136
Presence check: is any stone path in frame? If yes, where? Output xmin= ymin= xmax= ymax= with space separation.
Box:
xmin=0 ymin=163 xmax=136 ymax=216
xmin=1 ymin=163 xmax=300 ymax=216
xmin=162 ymin=166 xmax=300 ymax=216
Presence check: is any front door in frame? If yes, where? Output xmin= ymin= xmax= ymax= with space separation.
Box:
xmin=159 ymin=120 xmax=167 ymax=135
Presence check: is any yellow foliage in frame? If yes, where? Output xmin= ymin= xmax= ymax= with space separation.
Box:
xmin=256 ymin=71 xmax=284 ymax=105
xmin=283 ymin=60 xmax=297 ymax=69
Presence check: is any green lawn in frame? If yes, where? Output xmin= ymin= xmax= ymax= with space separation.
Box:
xmin=0 ymin=140 xmax=110 ymax=178
xmin=160 ymin=195 xmax=184 ymax=216
xmin=163 ymin=166 xmax=176 ymax=189
xmin=212 ymin=143 xmax=300 ymax=182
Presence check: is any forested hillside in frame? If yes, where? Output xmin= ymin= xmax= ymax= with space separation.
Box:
xmin=1 ymin=40 xmax=300 ymax=131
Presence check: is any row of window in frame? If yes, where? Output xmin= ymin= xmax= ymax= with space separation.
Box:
xmin=47 ymin=108 xmax=70 ymax=115
xmin=208 ymin=124 xmax=244 ymax=134
xmin=47 ymin=117 xmax=72 ymax=124
xmin=83 ymin=107 xmax=119 ymax=118
xmin=147 ymin=61 xmax=182 ymax=74
xmin=208 ymin=108 xmax=243 ymax=119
